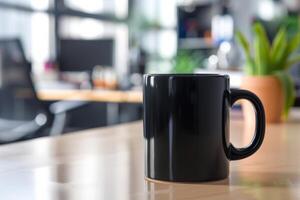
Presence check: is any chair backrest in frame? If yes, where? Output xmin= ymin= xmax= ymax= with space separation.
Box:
xmin=0 ymin=39 xmax=49 ymax=121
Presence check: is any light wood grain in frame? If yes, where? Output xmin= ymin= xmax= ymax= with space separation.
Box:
xmin=0 ymin=110 xmax=300 ymax=199
xmin=37 ymin=89 xmax=143 ymax=103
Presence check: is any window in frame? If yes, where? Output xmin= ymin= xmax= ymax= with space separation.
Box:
xmin=64 ymin=0 xmax=128 ymax=19
xmin=0 ymin=8 xmax=52 ymax=73
xmin=0 ymin=0 xmax=50 ymax=10
xmin=0 ymin=0 xmax=129 ymax=75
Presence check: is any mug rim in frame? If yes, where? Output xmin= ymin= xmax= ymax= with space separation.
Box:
xmin=144 ymin=73 xmax=228 ymax=78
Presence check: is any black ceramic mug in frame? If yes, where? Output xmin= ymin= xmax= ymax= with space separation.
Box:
xmin=143 ymin=74 xmax=265 ymax=182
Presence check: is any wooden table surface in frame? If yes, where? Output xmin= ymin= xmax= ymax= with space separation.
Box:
xmin=1 ymin=110 xmax=300 ymax=200
xmin=37 ymin=89 xmax=143 ymax=103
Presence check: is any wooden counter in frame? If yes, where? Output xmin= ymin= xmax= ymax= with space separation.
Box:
xmin=37 ymin=89 xmax=143 ymax=103
xmin=0 ymin=110 xmax=300 ymax=199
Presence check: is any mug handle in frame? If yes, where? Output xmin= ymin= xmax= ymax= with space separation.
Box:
xmin=228 ymin=89 xmax=266 ymax=160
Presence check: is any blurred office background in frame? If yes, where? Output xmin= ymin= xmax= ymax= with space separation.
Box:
xmin=0 ymin=0 xmax=300 ymax=143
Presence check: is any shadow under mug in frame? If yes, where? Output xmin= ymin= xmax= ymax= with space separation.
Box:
xmin=143 ymin=74 xmax=265 ymax=182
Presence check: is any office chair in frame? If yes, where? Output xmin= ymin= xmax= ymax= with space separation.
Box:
xmin=0 ymin=39 xmax=86 ymax=144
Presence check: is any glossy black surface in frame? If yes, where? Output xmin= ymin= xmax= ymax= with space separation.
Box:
xmin=143 ymin=74 xmax=265 ymax=182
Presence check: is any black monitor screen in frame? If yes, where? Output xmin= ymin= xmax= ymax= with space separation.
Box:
xmin=59 ymin=39 xmax=114 ymax=71
xmin=178 ymin=4 xmax=213 ymax=39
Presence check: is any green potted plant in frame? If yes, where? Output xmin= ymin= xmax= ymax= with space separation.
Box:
xmin=172 ymin=51 xmax=203 ymax=73
xmin=236 ymin=22 xmax=300 ymax=123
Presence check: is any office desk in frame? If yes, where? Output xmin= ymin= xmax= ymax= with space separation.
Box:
xmin=37 ymin=89 xmax=143 ymax=125
xmin=0 ymin=110 xmax=300 ymax=199
xmin=37 ymin=89 xmax=143 ymax=103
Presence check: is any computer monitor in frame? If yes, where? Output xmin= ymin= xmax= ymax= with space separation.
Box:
xmin=59 ymin=39 xmax=114 ymax=72
xmin=177 ymin=4 xmax=214 ymax=39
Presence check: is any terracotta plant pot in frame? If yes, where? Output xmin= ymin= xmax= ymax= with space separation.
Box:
xmin=240 ymin=76 xmax=284 ymax=123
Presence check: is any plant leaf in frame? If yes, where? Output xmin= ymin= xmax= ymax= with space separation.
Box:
xmin=271 ymin=27 xmax=286 ymax=57
xmin=287 ymin=32 xmax=300 ymax=55
xmin=254 ymin=36 xmax=262 ymax=74
xmin=172 ymin=51 xmax=201 ymax=73
xmin=236 ymin=31 xmax=251 ymax=57
xmin=245 ymin=59 xmax=255 ymax=75
xmin=253 ymin=23 xmax=270 ymax=74
xmin=274 ymin=71 xmax=296 ymax=119
xmin=253 ymin=32 xmax=270 ymax=75
xmin=271 ymin=27 xmax=288 ymax=70
xmin=253 ymin=23 xmax=271 ymax=50
xmin=236 ymin=31 xmax=256 ymax=75
xmin=285 ymin=54 xmax=300 ymax=69
xmin=274 ymin=41 xmax=288 ymax=71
